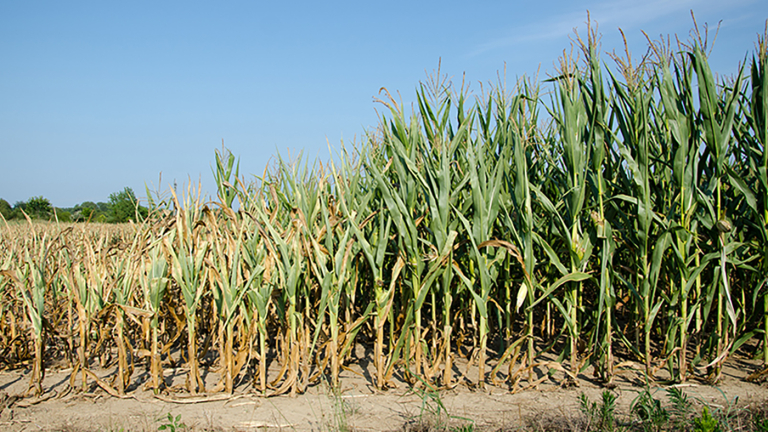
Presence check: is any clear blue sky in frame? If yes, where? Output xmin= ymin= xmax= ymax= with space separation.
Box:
xmin=2 ymin=0 xmax=766 ymax=208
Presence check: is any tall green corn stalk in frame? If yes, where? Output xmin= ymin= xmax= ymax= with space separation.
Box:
xmin=307 ymin=175 xmax=352 ymax=387
xmin=369 ymin=94 xmax=430 ymax=383
xmin=455 ymin=113 xmax=509 ymax=387
xmin=654 ymin=48 xmax=701 ymax=382
xmin=691 ymin=46 xmax=746 ymax=379
xmin=735 ymin=31 xmax=768 ymax=364
xmin=546 ymin=53 xmax=593 ymax=372
xmin=578 ymin=30 xmax=617 ymax=382
xmin=339 ymin=144 xmax=394 ymax=389
xmin=312 ymin=146 xmax=372 ymax=387
xmin=496 ymin=81 xmax=540 ymax=382
xmin=608 ymin=48 xmax=671 ymax=375
xmin=409 ymin=77 xmax=468 ymax=385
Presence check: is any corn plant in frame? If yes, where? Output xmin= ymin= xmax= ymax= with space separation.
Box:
xmin=608 ymin=43 xmax=671 ymax=375
xmin=339 ymin=154 xmax=394 ymax=388
xmin=166 ymin=187 xmax=209 ymax=393
xmin=578 ymin=29 xmax=618 ymax=382
xmin=139 ymin=240 xmax=170 ymax=392
xmin=734 ymin=29 xmax=768 ymax=364
xmin=110 ymin=236 xmax=144 ymax=395
xmin=691 ymin=45 xmax=746 ymax=379
xmin=455 ymin=116 xmax=510 ymax=387
xmin=207 ymin=206 xmax=251 ymax=394
xmin=5 ymin=243 xmax=48 ymax=396
xmin=241 ymin=212 xmax=272 ymax=394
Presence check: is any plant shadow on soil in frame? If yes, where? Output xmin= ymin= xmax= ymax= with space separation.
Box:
xmin=0 ymin=342 xmax=767 ymax=431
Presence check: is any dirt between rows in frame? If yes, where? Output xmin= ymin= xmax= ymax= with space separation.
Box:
xmin=1 ymin=346 xmax=767 ymax=432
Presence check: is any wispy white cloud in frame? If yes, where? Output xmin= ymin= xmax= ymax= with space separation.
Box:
xmin=470 ymin=0 xmax=758 ymax=57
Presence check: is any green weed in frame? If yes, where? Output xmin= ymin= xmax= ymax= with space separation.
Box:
xmin=157 ymin=413 xmax=186 ymax=432
xmin=579 ymin=390 xmax=618 ymax=432
xmin=693 ymin=406 xmax=721 ymax=432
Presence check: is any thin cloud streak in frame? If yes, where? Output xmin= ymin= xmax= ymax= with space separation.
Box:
xmin=469 ymin=0 xmax=754 ymax=57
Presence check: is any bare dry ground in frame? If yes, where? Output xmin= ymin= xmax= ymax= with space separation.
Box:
xmin=1 ymin=346 xmax=767 ymax=432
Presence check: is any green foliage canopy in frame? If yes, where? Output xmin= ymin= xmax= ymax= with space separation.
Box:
xmin=108 ymin=187 xmax=147 ymax=223
xmin=0 ymin=199 xmax=11 ymax=220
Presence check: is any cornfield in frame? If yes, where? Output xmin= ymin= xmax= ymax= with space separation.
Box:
xmin=2 ymin=22 xmax=768 ymax=398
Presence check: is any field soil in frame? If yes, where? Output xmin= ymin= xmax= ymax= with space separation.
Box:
xmin=1 ymin=345 xmax=767 ymax=432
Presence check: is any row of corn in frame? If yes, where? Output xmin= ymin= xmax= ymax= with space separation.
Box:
xmin=1 ymin=24 xmax=767 ymax=397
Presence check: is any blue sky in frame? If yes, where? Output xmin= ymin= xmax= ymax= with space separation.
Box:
xmin=1 ymin=0 xmax=766 ymax=208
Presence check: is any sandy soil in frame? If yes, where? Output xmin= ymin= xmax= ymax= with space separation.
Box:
xmin=1 ymin=346 xmax=767 ymax=432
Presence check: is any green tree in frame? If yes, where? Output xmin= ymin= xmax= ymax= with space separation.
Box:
xmin=79 ymin=207 xmax=95 ymax=222
xmin=0 ymin=199 xmax=11 ymax=220
xmin=55 ymin=210 xmax=72 ymax=222
xmin=108 ymin=187 xmax=147 ymax=223
xmin=72 ymin=202 xmax=98 ymax=222
xmin=13 ymin=200 xmax=26 ymax=215
xmin=24 ymin=196 xmax=52 ymax=219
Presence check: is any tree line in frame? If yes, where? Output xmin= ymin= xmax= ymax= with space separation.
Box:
xmin=0 ymin=187 xmax=148 ymax=223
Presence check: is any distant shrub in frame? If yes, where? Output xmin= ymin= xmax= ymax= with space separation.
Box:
xmin=0 ymin=199 xmax=11 ymax=220
xmin=55 ymin=210 xmax=72 ymax=222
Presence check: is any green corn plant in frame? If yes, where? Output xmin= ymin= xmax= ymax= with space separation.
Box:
xmin=543 ymin=51 xmax=594 ymax=373
xmin=138 ymin=239 xmax=170 ymax=392
xmin=307 ymin=181 xmax=350 ymax=387
xmin=379 ymin=75 xmax=468 ymax=386
xmin=308 ymin=149 xmax=377 ymax=387
xmin=338 ymin=151 xmax=394 ymax=389
xmin=691 ymin=45 xmax=746 ymax=379
xmin=280 ymin=155 xmax=324 ymax=395
xmin=454 ymin=123 xmax=510 ymax=387
xmin=654 ymin=46 xmax=702 ymax=382
xmin=414 ymin=78 xmax=470 ymax=387
xmin=578 ymin=28 xmax=618 ymax=382
xmin=213 ymin=143 xmax=240 ymax=210
xmin=608 ymin=45 xmax=672 ymax=375
xmin=370 ymin=92 xmax=434 ymax=383
xmin=489 ymin=80 xmax=541 ymax=383
xmin=733 ymin=29 xmax=768 ymax=365
xmin=327 ymin=144 xmax=379 ymax=384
